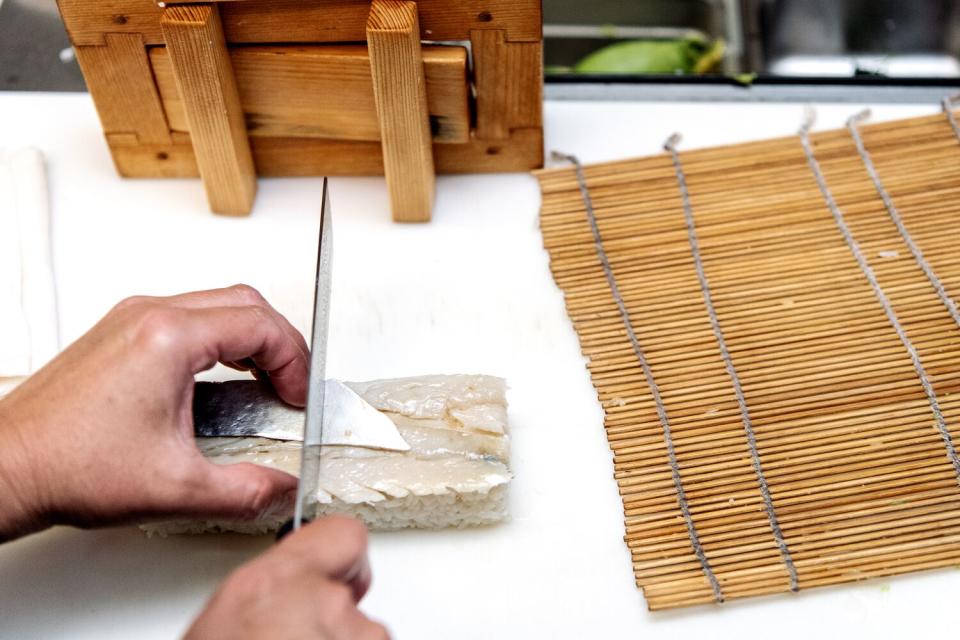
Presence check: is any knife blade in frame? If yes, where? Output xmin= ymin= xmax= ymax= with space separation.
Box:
xmin=292 ymin=176 xmax=333 ymax=532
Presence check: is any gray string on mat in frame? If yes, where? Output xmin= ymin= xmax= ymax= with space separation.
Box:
xmin=942 ymin=94 xmax=960 ymax=141
xmin=798 ymin=109 xmax=960 ymax=482
xmin=550 ymin=150 xmax=725 ymax=604
xmin=664 ymin=134 xmax=800 ymax=593
xmin=847 ymin=110 xmax=960 ymax=329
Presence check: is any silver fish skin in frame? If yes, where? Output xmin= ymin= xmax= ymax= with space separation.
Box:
xmin=193 ymin=380 xmax=300 ymax=439
xmin=193 ymin=379 xmax=411 ymax=451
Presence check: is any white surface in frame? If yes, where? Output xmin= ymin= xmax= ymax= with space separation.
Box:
xmin=0 ymin=147 xmax=59 ymax=379
xmin=0 ymin=93 xmax=957 ymax=639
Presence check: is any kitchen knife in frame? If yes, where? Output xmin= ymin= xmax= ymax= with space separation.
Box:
xmin=292 ymin=176 xmax=334 ymax=532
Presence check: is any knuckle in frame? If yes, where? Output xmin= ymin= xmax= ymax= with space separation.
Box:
xmin=129 ymin=305 xmax=183 ymax=352
xmin=167 ymin=458 xmax=207 ymax=494
xmin=235 ymin=302 xmax=273 ymax=333
xmin=111 ymin=295 xmax=151 ymax=314
xmin=246 ymin=303 xmax=271 ymax=325
xmin=229 ymin=283 xmax=267 ymax=307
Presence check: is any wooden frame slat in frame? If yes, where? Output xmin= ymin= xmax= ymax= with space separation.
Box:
xmin=108 ymin=127 xmax=543 ymax=177
xmin=58 ymin=0 xmax=542 ymax=46
xmin=472 ymin=29 xmax=543 ymax=140
xmin=161 ymin=3 xmax=257 ymax=215
xmin=367 ymin=0 xmax=435 ymax=222
xmin=74 ymin=33 xmax=171 ymax=146
xmin=150 ymin=44 xmax=470 ymax=144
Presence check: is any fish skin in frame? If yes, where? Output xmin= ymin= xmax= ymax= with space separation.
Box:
xmin=193 ymin=380 xmax=302 ymax=440
xmin=192 ymin=379 xmax=411 ymax=451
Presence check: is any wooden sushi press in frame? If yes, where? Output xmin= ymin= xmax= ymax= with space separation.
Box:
xmin=54 ymin=0 xmax=544 ymax=222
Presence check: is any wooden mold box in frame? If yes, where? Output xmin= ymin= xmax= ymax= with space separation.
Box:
xmin=56 ymin=0 xmax=544 ymax=221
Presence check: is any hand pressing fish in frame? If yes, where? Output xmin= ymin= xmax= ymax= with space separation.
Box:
xmin=144 ymin=374 xmax=512 ymax=535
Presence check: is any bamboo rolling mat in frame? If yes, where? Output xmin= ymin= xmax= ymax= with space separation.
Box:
xmin=536 ymin=103 xmax=960 ymax=610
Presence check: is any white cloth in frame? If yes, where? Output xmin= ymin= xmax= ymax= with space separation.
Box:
xmin=0 ymin=148 xmax=59 ymax=391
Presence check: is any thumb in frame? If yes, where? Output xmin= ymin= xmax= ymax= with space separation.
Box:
xmin=185 ymin=462 xmax=298 ymax=522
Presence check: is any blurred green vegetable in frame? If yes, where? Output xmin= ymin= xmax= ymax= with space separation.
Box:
xmin=730 ymin=72 xmax=758 ymax=86
xmin=572 ymin=37 xmax=725 ymax=75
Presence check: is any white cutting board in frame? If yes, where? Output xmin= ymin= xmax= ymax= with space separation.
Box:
xmin=0 ymin=92 xmax=956 ymax=639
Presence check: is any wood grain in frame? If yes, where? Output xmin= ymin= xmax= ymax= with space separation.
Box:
xmin=74 ymin=33 xmax=171 ymax=144
xmin=108 ymin=127 xmax=543 ymax=177
xmin=472 ymin=29 xmax=543 ymax=140
xmin=160 ymin=4 xmax=256 ymax=216
xmin=59 ymin=0 xmax=544 ymax=189
xmin=58 ymin=0 xmax=541 ymax=46
xmin=150 ymin=44 xmax=469 ymax=144
xmin=536 ymin=111 xmax=960 ymax=609
xmin=367 ymin=0 xmax=435 ymax=222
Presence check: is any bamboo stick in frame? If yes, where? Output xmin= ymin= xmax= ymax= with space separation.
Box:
xmin=538 ymin=109 xmax=960 ymax=609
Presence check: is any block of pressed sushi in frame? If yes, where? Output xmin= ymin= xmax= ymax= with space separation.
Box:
xmin=143 ymin=374 xmax=511 ymax=535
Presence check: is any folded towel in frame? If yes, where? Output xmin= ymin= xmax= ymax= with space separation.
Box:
xmin=0 ymin=148 xmax=59 ymax=394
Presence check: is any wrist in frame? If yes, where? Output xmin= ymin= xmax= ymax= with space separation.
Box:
xmin=0 ymin=399 xmax=51 ymax=541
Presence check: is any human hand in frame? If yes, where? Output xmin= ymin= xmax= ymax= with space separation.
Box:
xmin=0 ymin=285 xmax=309 ymax=541
xmin=186 ymin=516 xmax=388 ymax=640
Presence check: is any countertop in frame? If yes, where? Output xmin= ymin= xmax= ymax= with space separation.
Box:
xmin=0 ymin=92 xmax=956 ymax=639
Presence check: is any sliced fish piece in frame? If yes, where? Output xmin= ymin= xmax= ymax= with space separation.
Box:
xmin=348 ymin=374 xmax=506 ymax=421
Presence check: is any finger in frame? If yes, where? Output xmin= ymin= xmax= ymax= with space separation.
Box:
xmin=222 ymin=357 xmax=261 ymax=373
xmin=114 ymin=287 xmax=256 ymax=313
xmin=180 ymin=305 xmax=309 ymax=406
xmin=161 ymin=286 xmax=254 ymax=309
xmin=120 ymin=285 xmax=311 ymax=378
xmin=221 ymin=359 xmax=256 ymax=373
xmin=278 ymin=516 xmax=372 ymax=602
xmin=178 ymin=461 xmax=298 ymax=521
xmin=221 ymin=360 xmax=276 ymax=386
xmin=132 ymin=285 xmax=267 ymax=312
xmin=223 ymin=361 xmax=281 ymax=394
xmin=177 ymin=286 xmax=311 ymax=370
